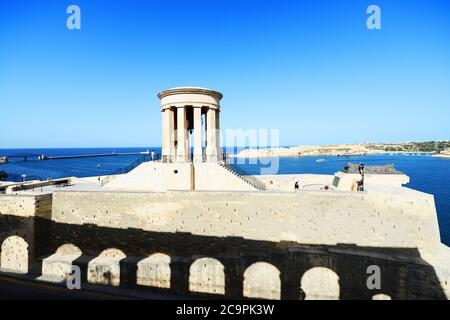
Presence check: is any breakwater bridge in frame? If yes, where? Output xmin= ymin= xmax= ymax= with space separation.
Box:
xmin=0 ymin=151 xmax=150 ymax=163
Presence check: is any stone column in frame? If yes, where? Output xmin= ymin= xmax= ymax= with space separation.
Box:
xmin=176 ymin=106 xmax=187 ymax=162
xmin=216 ymin=109 xmax=221 ymax=161
xmin=162 ymin=108 xmax=167 ymax=160
xmin=167 ymin=108 xmax=175 ymax=162
xmin=206 ymin=108 xmax=218 ymax=162
xmin=185 ymin=112 xmax=191 ymax=161
xmin=193 ymin=106 xmax=203 ymax=162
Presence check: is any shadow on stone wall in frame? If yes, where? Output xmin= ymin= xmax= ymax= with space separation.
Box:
xmin=0 ymin=215 xmax=446 ymax=300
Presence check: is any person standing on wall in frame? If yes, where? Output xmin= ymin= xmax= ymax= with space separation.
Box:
xmin=358 ymin=162 xmax=365 ymax=176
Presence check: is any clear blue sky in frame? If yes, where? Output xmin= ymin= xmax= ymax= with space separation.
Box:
xmin=1 ymin=0 xmax=449 ymax=148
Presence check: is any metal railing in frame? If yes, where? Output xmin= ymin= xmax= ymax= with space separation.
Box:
xmin=0 ymin=178 xmax=72 ymax=193
xmin=3 ymin=174 xmax=44 ymax=183
xmin=220 ymin=151 xmax=266 ymax=190
xmin=117 ymin=155 xmax=153 ymax=174
xmin=100 ymin=154 xmax=153 ymax=187
xmin=219 ymin=162 xmax=266 ymax=191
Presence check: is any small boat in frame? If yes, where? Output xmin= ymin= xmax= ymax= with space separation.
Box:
xmin=316 ymin=159 xmax=326 ymax=163
xmin=0 ymin=157 xmax=8 ymax=164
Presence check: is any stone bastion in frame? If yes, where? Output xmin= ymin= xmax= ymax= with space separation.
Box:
xmin=0 ymin=178 xmax=449 ymax=300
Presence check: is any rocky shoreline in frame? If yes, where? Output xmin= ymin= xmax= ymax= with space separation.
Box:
xmin=230 ymin=142 xmax=443 ymax=159
xmin=433 ymin=153 xmax=450 ymax=158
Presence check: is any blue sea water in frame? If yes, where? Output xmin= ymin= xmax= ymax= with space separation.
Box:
xmin=0 ymin=148 xmax=159 ymax=181
xmin=1 ymin=148 xmax=449 ymax=246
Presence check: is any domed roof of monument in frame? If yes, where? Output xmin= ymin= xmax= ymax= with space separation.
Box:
xmin=157 ymin=86 xmax=223 ymax=100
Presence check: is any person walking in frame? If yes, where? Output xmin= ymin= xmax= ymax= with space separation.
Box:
xmin=294 ymin=181 xmax=299 ymax=191
xmin=151 ymin=149 xmax=156 ymax=161
xmin=358 ymin=163 xmax=365 ymax=191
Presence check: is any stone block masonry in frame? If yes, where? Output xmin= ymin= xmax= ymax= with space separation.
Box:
xmin=51 ymin=189 xmax=441 ymax=253
xmin=0 ymin=193 xmax=52 ymax=219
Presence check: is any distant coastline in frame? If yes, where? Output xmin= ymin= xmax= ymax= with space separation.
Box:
xmin=230 ymin=141 xmax=450 ymax=158
xmin=434 ymin=153 xmax=450 ymax=158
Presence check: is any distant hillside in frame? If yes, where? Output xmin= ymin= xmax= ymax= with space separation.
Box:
xmin=382 ymin=141 xmax=450 ymax=153
xmin=232 ymin=141 xmax=450 ymax=158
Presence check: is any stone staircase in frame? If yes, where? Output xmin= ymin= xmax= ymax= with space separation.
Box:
xmin=219 ymin=163 xmax=266 ymax=191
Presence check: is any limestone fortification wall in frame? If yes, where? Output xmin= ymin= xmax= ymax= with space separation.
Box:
xmin=1 ymin=190 xmax=449 ymax=299
xmin=333 ymin=172 xmax=410 ymax=191
xmin=51 ymin=189 xmax=441 ymax=253
xmin=258 ymin=174 xmax=334 ymax=191
xmin=0 ymin=193 xmax=52 ymax=219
